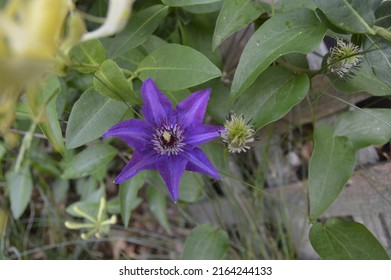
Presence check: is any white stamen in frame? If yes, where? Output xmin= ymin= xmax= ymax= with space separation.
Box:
xmin=152 ymin=123 xmax=186 ymax=156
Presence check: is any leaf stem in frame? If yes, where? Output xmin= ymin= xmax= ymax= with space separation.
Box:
xmin=271 ymin=0 xmax=275 ymax=16
xmin=70 ymin=63 xmax=100 ymax=71
xmin=373 ymin=26 xmax=391 ymax=42
xmin=122 ymin=68 xmax=134 ymax=77
xmin=276 ymin=58 xmax=317 ymax=76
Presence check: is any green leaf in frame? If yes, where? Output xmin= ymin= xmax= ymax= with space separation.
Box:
xmin=106 ymin=5 xmax=169 ymax=59
xmin=372 ymin=0 xmax=384 ymax=11
xmin=206 ymin=79 xmax=230 ymax=123
xmin=334 ymin=109 xmax=391 ymax=149
xmin=145 ymin=169 xmax=202 ymax=203
xmin=179 ymin=173 xmax=204 ymax=203
xmin=119 ymin=172 xmax=145 ymax=228
xmin=52 ymin=179 xmax=69 ymax=203
xmin=146 ymin=186 xmax=172 ymax=235
xmin=107 ymin=197 xmax=120 ymax=214
xmin=0 ymin=143 xmax=6 ymax=161
xmin=93 ymin=59 xmax=139 ymax=103
xmin=182 ymin=224 xmax=229 ymax=260
xmin=65 ymin=88 xmax=128 ymax=149
xmin=182 ymin=1 xmax=222 ymax=14
xmin=308 ymin=125 xmax=356 ymax=221
xmin=32 ymin=76 xmax=65 ymax=156
xmin=30 ymin=147 xmax=61 ymax=176
xmin=66 ymin=200 xmax=99 ymax=218
xmin=136 ymin=44 xmax=221 ymax=91
xmin=364 ymin=36 xmax=391 ymax=88
xmin=213 ymin=0 xmax=269 ymax=51
xmin=162 ymin=0 xmax=221 ymax=7
xmin=70 ymin=39 xmax=106 ymax=73
xmin=314 ymin=0 xmax=375 ymax=33
xmin=182 ymin=1 xmax=223 ymax=14
xmin=201 ymin=142 xmax=229 ymax=175
xmin=165 ymin=88 xmax=192 ymax=106
xmin=76 ymin=177 xmax=99 ymax=201
xmin=114 ymin=47 xmax=145 ymax=72
xmin=329 ymin=58 xmax=391 ymax=96
xmin=181 ymin=14 xmax=221 ymax=66
xmin=275 ymin=0 xmax=316 ymax=12
xmin=231 ymin=8 xmax=327 ymax=99
xmin=7 ymin=164 xmax=33 ymax=219
xmin=315 ymin=8 xmax=350 ymax=34
xmin=140 ymin=35 xmax=168 ymax=53
xmin=282 ymin=53 xmax=309 ymax=69
xmin=375 ymin=1 xmax=391 ymax=28
xmin=62 ymin=144 xmax=117 ymax=179
xmin=233 ymin=66 xmax=309 ymax=130
xmin=310 ymin=218 xmax=390 ymax=260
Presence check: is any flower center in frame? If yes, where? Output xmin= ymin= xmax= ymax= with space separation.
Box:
xmin=152 ymin=123 xmax=185 ymax=156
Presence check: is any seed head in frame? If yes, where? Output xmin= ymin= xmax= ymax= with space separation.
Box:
xmin=221 ymin=113 xmax=255 ymax=153
xmin=327 ymin=38 xmax=363 ymax=79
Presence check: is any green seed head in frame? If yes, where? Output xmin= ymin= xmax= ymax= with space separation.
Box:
xmin=221 ymin=113 xmax=255 ymax=153
xmin=327 ymin=38 xmax=363 ymax=79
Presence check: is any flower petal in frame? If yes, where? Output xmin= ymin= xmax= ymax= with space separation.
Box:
xmin=186 ymin=148 xmax=220 ymax=179
xmin=102 ymin=119 xmax=152 ymax=151
xmin=156 ymin=154 xmax=188 ymax=202
xmin=141 ymin=78 xmax=174 ymax=126
xmin=176 ymin=88 xmax=211 ymax=127
xmin=114 ymin=151 xmax=160 ymax=184
xmin=184 ymin=124 xmax=224 ymax=147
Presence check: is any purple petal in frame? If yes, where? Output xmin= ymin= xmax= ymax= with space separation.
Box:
xmin=186 ymin=148 xmax=220 ymax=179
xmin=176 ymin=88 xmax=211 ymax=127
xmin=102 ymin=119 xmax=152 ymax=150
xmin=184 ymin=124 xmax=224 ymax=147
xmin=114 ymin=151 xmax=160 ymax=184
xmin=141 ymin=78 xmax=174 ymax=126
xmin=156 ymin=154 xmax=188 ymax=202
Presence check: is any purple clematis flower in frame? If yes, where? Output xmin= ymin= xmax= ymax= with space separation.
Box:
xmin=102 ymin=78 xmax=222 ymax=202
